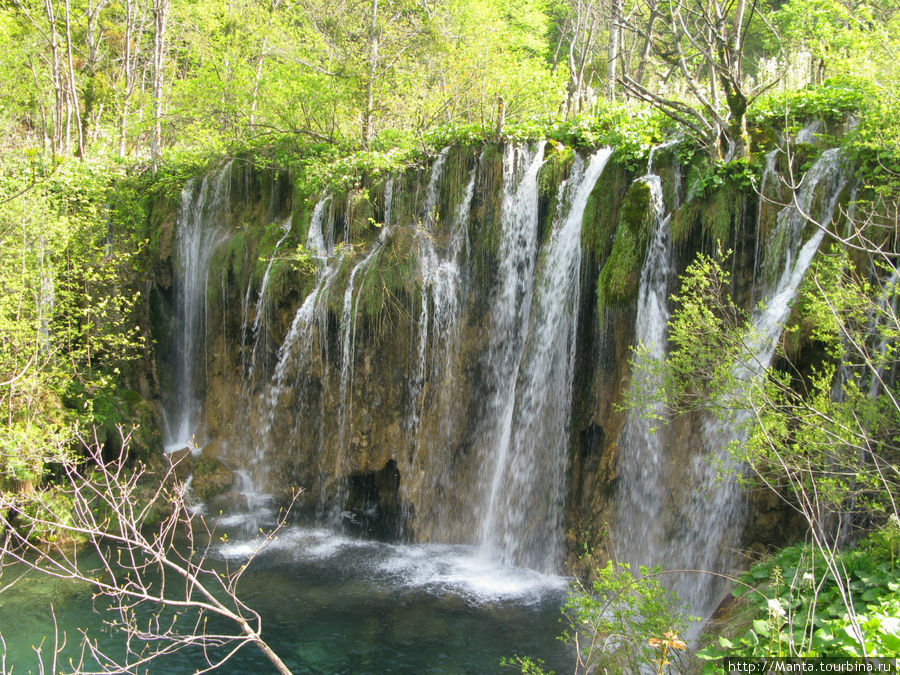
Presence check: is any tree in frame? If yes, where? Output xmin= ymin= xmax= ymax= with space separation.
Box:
xmin=150 ymin=0 xmax=168 ymax=171
xmin=617 ymin=0 xmax=782 ymax=158
xmin=0 ymin=430 xmax=298 ymax=674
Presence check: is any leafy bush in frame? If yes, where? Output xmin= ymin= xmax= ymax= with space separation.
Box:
xmin=698 ymin=521 xmax=900 ymax=667
xmin=506 ymin=553 xmax=694 ymax=674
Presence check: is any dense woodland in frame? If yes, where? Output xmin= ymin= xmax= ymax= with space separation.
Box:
xmin=1 ymin=0 xmax=899 ymax=671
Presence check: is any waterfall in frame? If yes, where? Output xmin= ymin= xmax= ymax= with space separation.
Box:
xmin=478 ymin=147 xmax=612 ymax=572
xmin=687 ymin=148 xmax=848 ymax=615
xmin=165 ymin=140 xmax=851 ymax=592
xmin=470 ymin=143 xmax=545 ymax=554
xmin=252 ymin=196 xmax=342 ymax=483
xmin=753 ymin=149 xmax=847 ymax=366
xmin=614 ymin=159 xmax=675 ymax=577
xmin=615 ymin=146 xmax=849 ymax=621
xmin=336 ymin=232 xmax=390 ymax=466
xmin=164 ymin=161 xmax=233 ymax=452
xmin=244 ymin=215 xmax=293 ymax=382
xmin=410 ymin=148 xmax=454 ymax=427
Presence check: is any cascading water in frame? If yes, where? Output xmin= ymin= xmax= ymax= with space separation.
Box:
xmin=164 ymin=161 xmax=234 ymax=452
xmin=613 ymin=148 xmax=676 ymax=577
xmin=479 ymin=149 xmax=613 ymax=572
xmin=243 ymin=215 xmax=293 ymax=382
xmin=410 ymin=148 xmax=454 ymax=426
xmin=469 ymin=143 xmax=545 ymax=556
xmin=686 ymin=147 xmax=849 ymax=615
xmin=246 ymin=195 xmax=343 ymax=490
xmin=615 ymin=145 xmax=849 ymax=620
xmin=754 ymin=148 xmax=848 ymax=365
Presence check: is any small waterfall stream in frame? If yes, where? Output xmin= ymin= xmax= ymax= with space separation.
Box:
xmin=614 ymin=148 xmax=676 ymax=578
xmin=244 ymin=215 xmax=293 ymax=382
xmin=470 ymin=142 xmax=546 ymax=561
xmin=164 ymin=161 xmax=233 ymax=451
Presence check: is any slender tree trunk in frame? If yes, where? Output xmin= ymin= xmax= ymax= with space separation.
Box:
xmin=634 ymin=0 xmax=658 ymax=86
xmin=27 ymin=58 xmax=50 ymax=152
xmin=41 ymin=0 xmax=66 ymax=154
xmin=151 ymin=0 xmax=169 ymax=172
xmin=362 ymin=0 xmax=379 ymax=147
xmin=249 ymin=0 xmax=282 ymax=130
xmin=606 ymin=0 xmax=621 ymax=101
xmin=118 ymin=0 xmax=133 ymax=157
xmin=566 ymin=1 xmax=585 ymax=116
xmin=118 ymin=0 xmax=146 ymax=158
xmin=64 ymin=0 xmax=84 ymax=157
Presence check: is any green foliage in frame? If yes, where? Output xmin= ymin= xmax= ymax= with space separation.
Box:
xmin=637 ymin=247 xmax=899 ymax=517
xmin=631 ymin=244 xmax=900 ymax=664
xmin=501 ymin=655 xmax=554 ymax=674
xmin=747 ymin=79 xmax=900 ymax=191
xmin=653 ymin=252 xmax=747 ymax=411
xmin=750 ymin=80 xmax=870 ymax=128
xmin=0 ymin=151 xmax=148 ymax=541
xmin=698 ymin=522 xmax=900 ymax=666
xmin=563 ymin=559 xmax=692 ymax=673
xmin=356 ymin=228 xmax=419 ymax=334
xmin=537 ymin=144 xmax=575 ymax=200
xmin=504 ymin=550 xmax=693 ymax=675
xmin=673 ymin=157 xmax=756 ymax=244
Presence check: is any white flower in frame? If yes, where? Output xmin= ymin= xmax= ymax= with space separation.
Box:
xmin=767 ymin=598 xmax=787 ymax=618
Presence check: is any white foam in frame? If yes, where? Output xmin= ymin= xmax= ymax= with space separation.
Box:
xmin=213 ymin=525 xmax=567 ymax=604
xmin=376 ymin=543 xmax=568 ymax=603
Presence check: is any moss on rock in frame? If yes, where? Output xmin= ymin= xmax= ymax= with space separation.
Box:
xmin=581 ymin=160 xmax=632 ymax=266
xmin=596 ymin=179 xmax=654 ymax=314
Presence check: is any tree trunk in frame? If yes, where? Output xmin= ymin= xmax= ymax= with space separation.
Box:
xmin=249 ymin=0 xmax=281 ymax=130
xmin=634 ymin=0 xmax=658 ymax=87
xmin=118 ymin=0 xmax=147 ymax=158
xmin=41 ymin=0 xmax=66 ymax=154
xmin=362 ymin=0 xmax=380 ymax=147
xmin=63 ymin=0 xmax=84 ymax=157
xmin=151 ymin=0 xmax=169 ymax=172
xmin=606 ymin=0 xmax=621 ymax=101
xmin=27 ymin=58 xmax=50 ymax=152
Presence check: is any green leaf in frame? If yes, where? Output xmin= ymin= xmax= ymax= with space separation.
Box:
xmin=753 ymin=618 xmax=771 ymax=637
xmin=861 ymin=588 xmax=881 ymax=602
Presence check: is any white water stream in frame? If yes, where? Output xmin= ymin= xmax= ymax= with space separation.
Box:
xmin=164 ymin=161 xmax=234 ymax=452
xmin=479 ymin=148 xmax=613 ymax=572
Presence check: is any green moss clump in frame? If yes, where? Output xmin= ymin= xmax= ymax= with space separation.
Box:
xmin=537 ymin=144 xmax=574 ymax=200
xmin=596 ymin=180 xmax=654 ymax=314
xmin=326 ymin=245 xmax=365 ymax=316
xmin=581 ymin=160 xmax=632 ymax=265
xmin=671 ymin=187 xmax=744 ymax=246
xmin=346 ymin=187 xmax=378 ymax=243
xmin=291 ymin=187 xmax=316 ymax=246
xmin=671 ymin=154 xmax=753 ymax=246
xmin=468 ymin=146 xmax=506 ymax=282
xmin=356 ymin=228 xmax=419 ymax=335
xmin=536 ymin=144 xmax=575 ymax=247
xmin=711 ymin=186 xmax=744 ymax=242
xmin=266 ymin=257 xmax=316 ymax=309
xmin=222 ymin=229 xmax=253 ymax=282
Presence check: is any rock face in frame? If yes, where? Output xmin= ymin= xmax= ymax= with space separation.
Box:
xmin=149 ymin=137 xmax=852 ymax=587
